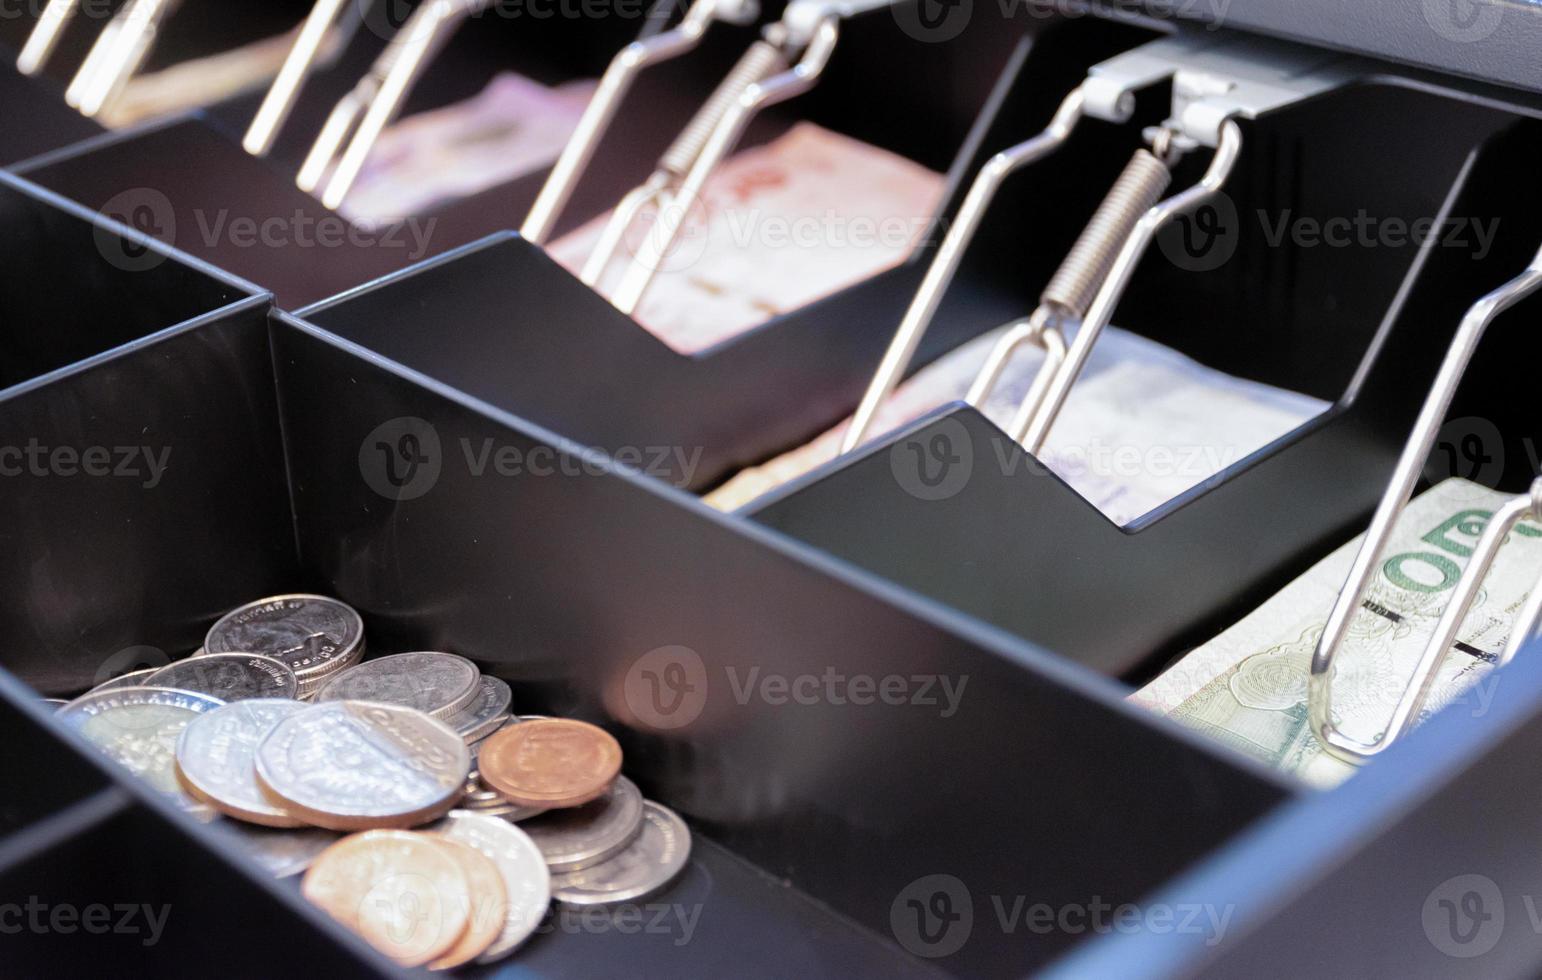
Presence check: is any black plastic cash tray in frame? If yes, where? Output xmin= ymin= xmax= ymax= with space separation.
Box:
xmin=8 ymin=4 xmax=1542 ymax=979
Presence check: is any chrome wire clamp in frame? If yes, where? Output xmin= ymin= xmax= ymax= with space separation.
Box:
xmin=66 ymin=0 xmax=182 ymax=117
xmin=522 ymin=0 xmax=760 ymax=246
xmin=1361 ymin=479 xmax=1542 ymax=754
xmin=1018 ymin=120 xmax=1236 ymax=455
xmin=1308 ymin=244 xmax=1542 ymax=764
xmin=1505 ymin=565 xmax=1542 ymax=664
xmin=1017 ymin=36 xmax=1358 ymax=455
xmin=299 ymin=0 xmax=488 ymax=209
xmin=579 ymin=30 xmax=789 ymax=287
xmin=243 ymin=0 xmax=362 ymax=157
xmin=963 ymin=309 xmax=1068 ymax=438
xmin=838 ymin=86 xmax=1090 ymax=454
xmin=605 ymin=0 xmax=896 ymax=316
xmin=972 ymin=138 xmax=1176 ymax=445
xmin=16 ymin=0 xmax=79 ymax=76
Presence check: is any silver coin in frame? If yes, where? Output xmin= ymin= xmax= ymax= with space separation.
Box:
xmin=313 ymin=652 xmax=480 ymax=720
xmin=83 ymin=668 xmax=160 ymax=696
xmin=294 ymin=644 xmax=364 ymax=700
xmin=461 ymin=780 xmax=546 ymax=822
xmin=428 ymin=811 xmax=551 ymax=962
xmin=480 ymin=802 xmax=547 ymax=822
xmin=55 ymin=687 xmax=225 ymax=805
xmin=148 ymin=654 xmax=299 ymax=702
xmin=447 ymin=676 xmax=514 ymax=741
xmin=521 ymin=776 xmax=644 ymax=872
xmin=205 ymin=818 xmax=341 ymax=877
xmin=175 ymin=699 xmax=310 ymax=827
xmin=204 ymin=594 xmax=364 ymax=682
xmin=550 ymin=802 xmax=690 ymax=905
xmin=254 ymin=700 xmax=470 ymax=830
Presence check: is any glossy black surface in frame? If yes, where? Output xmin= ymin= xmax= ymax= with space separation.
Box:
xmin=748 ymin=92 xmax=1535 ymax=680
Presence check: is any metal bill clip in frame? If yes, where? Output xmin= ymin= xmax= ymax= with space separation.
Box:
xmin=63 ymin=0 xmax=181 ymax=118
xmin=16 ymin=0 xmax=80 ymax=76
xmin=521 ymin=0 xmax=761 ymax=245
xmin=1309 ymin=243 xmax=1542 ymax=764
xmin=843 ymin=36 xmax=1357 ymax=455
xmin=243 ymin=0 xmax=368 ymax=157
xmin=586 ymin=0 xmax=901 ymax=315
xmin=297 ymin=0 xmax=492 ymax=209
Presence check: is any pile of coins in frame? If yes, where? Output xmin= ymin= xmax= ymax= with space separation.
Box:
xmin=44 ymin=593 xmax=693 ymax=967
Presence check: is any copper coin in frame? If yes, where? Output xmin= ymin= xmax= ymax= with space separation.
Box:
xmin=302 ymin=830 xmax=471 ymax=968
xmin=426 ymin=838 xmax=508 ymax=970
xmin=478 ymin=719 xmax=622 ymax=809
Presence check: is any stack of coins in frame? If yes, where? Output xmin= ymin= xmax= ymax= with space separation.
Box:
xmin=476 ymin=718 xmax=692 ymax=906
xmin=302 ymin=815 xmax=550 ymax=968
xmin=41 ymin=592 xmax=694 ymax=966
xmin=460 ymin=715 xmax=548 ymax=822
xmin=202 ymin=594 xmax=366 ymax=698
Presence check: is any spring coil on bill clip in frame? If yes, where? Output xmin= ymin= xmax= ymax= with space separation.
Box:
xmin=1015 ymin=119 xmax=1243 ymax=456
xmin=1308 ymin=243 xmax=1542 ymax=764
xmin=579 ymin=32 xmax=789 ymax=287
xmin=967 ymin=140 xmax=1176 ymax=440
xmin=523 ymin=0 xmax=761 ymax=245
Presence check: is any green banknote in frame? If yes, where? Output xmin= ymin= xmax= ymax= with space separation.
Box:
xmin=1135 ymin=478 xmax=1542 ymax=788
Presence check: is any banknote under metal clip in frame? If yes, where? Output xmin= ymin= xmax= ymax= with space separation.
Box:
xmin=522 ymin=0 xmax=762 ymax=245
xmin=1309 ymin=243 xmax=1542 ymax=764
xmin=582 ymin=0 xmax=900 ymax=314
xmin=296 ymin=0 xmax=496 ymax=209
xmin=842 ymin=35 xmax=1357 ymax=455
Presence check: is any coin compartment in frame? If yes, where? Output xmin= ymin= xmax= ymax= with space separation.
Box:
xmin=0 ymin=729 xmax=393 ymax=976
xmin=266 ymin=304 xmax=1295 ymax=975
xmin=280 ymin=15 xmax=1163 ymax=492
xmin=742 ymin=86 xmax=1541 ymax=679
xmin=0 ymin=691 xmax=114 ymax=839
xmin=0 ymin=172 xmax=295 ymax=695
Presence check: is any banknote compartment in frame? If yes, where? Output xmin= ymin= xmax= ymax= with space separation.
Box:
xmin=8 ymin=11 xmax=774 ymax=307
xmin=741 ymin=82 xmax=1537 ymax=679
xmin=282 ymin=16 xmax=1166 ymax=491
xmin=0 ymin=172 xmax=297 ymax=695
xmin=0 ymin=0 xmax=322 ymax=89
xmin=1054 ymin=637 xmax=1542 ymax=977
